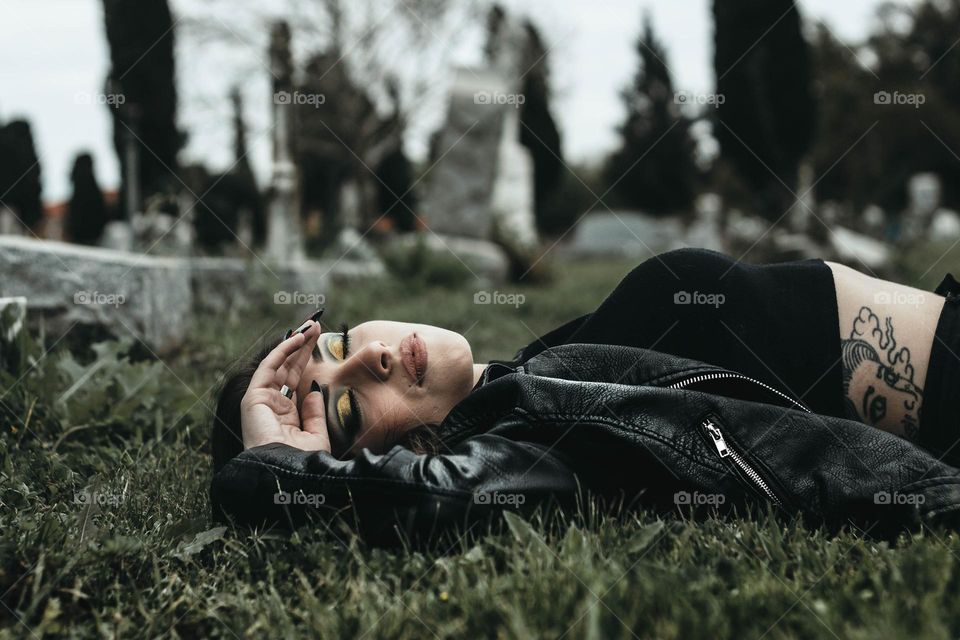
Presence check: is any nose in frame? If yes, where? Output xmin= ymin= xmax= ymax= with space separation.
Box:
xmin=340 ymin=340 xmax=391 ymax=383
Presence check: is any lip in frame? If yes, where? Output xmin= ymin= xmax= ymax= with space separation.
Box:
xmin=399 ymin=333 xmax=428 ymax=386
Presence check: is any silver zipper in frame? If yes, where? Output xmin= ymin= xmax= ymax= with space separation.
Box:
xmin=702 ymin=419 xmax=781 ymax=507
xmin=667 ymin=372 xmax=811 ymax=413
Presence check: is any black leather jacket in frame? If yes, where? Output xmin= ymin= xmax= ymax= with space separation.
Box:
xmin=211 ymin=344 xmax=960 ymax=545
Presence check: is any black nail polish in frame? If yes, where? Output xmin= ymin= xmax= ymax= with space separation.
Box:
xmin=310 ymin=380 xmax=321 ymax=393
xmin=283 ymin=329 xmax=293 ymax=340
xmin=298 ymin=323 xmax=311 ymax=335
xmin=311 ymin=308 xmax=325 ymax=322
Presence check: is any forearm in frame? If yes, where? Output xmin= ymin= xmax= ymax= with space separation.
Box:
xmin=210 ymin=437 xmax=580 ymax=546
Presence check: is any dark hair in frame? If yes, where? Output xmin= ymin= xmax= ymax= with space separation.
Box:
xmin=211 ymin=337 xmax=445 ymax=472
xmin=400 ymin=424 xmax=443 ymax=455
xmin=211 ymin=338 xmax=281 ymax=474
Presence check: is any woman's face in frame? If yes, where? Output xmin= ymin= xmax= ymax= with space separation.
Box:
xmin=293 ymin=320 xmax=476 ymax=457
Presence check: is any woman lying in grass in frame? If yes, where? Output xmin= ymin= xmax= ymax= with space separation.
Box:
xmin=211 ymin=248 xmax=960 ymax=545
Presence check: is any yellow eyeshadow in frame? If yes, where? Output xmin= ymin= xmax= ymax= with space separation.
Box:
xmin=328 ymin=335 xmax=344 ymax=360
xmin=336 ymin=393 xmax=352 ymax=425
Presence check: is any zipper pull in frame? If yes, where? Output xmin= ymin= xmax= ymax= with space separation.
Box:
xmin=703 ymin=420 xmax=731 ymax=458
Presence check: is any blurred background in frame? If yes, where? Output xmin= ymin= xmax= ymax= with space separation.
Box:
xmin=2 ymin=0 xmax=960 ymax=351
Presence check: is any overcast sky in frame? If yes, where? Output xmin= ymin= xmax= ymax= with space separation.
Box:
xmin=0 ymin=0 xmax=915 ymax=203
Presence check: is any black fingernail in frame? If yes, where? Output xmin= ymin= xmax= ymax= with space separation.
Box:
xmin=298 ymin=322 xmax=311 ymax=335
xmin=310 ymin=380 xmax=321 ymax=393
xmin=283 ymin=329 xmax=293 ymax=340
xmin=311 ymin=308 xmax=325 ymax=322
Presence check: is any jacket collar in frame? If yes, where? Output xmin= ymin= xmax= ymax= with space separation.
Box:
xmin=438 ymin=343 xmax=731 ymax=447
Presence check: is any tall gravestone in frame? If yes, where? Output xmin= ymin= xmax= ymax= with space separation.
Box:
xmin=0 ymin=204 xmax=23 ymax=235
xmin=421 ymin=10 xmax=538 ymax=261
xmin=900 ymin=172 xmax=941 ymax=245
xmin=264 ymin=21 xmax=304 ymax=264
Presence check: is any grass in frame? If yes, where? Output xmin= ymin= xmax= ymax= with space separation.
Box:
xmin=4 ymin=252 xmax=960 ymax=639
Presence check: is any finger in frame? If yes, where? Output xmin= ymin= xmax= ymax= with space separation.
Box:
xmin=294 ymin=308 xmax=325 ymax=333
xmin=275 ymin=323 xmax=321 ymax=391
xmin=300 ymin=385 xmax=331 ymax=450
xmin=249 ymin=330 xmax=307 ymax=390
xmin=290 ymin=321 xmax=321 ymax=376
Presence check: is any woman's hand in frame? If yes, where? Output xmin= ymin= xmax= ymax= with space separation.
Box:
xmin=239 ymin=321 xmax=331 ymax=452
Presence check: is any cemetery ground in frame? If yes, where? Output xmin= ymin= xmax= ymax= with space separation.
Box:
xmin=6 ymin=250 xmax=960 ymax=639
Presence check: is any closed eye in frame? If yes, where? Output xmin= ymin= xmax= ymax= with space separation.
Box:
xmin=323 ymin=324 xmax=352 ymax=361
xmin=335 ymin=389 xmax=362 ymax=440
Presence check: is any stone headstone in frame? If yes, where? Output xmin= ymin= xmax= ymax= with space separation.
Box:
xmin=489 ymin=107 xmax=538 ymax=252
xmin=420 ymin=8 xmax=539 ymax=261
xmin=388 ymin=232 xmax=509 ymax=284
xmin=930 ymin=208 xmax=960 ymax=239
xmin=862 ymin=204 xmax=886 ymax=235
xmin=726 ymin=208 xmax=767 ymax=246
xmin=100 ymin=221 xmax=134 ymax=252
xmin=0 ymin=236 xmax=191 ymax=352
xmin=0 ymin=205 xmax=24 ymax=236
xmin=561 ymin=210 xmax=685 ymax=259
xmin=900 ymin=172 xmax=942 ymax=244
xmin=132 ymin=200 xmax=192 ymax=257
xmin=909 ymin=173 xmax=941 ymax=216
xmin=422 ymin=68 xmax=516 ymax=238
xmin=331 ymin=227 xmax=379 ymax=263
xmin=830 ymin=226 xmax=891 ymax=270
xmin=0 ymin=236 xmax=384 ymax=349
xmin=686 ymin=193 xmax=726 ymax=252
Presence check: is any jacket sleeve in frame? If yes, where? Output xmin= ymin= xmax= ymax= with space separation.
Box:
xmin=210 ymin=434 xmax=581 ymax=546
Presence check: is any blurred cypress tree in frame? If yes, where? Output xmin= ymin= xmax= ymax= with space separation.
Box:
xmin=65 ymin=152 xmax=108 ymax=245
xmin=102 ymin=0 xmax=182 ymax=217
xmin=605 ymin=15 xmax=696 ymax=215
xmin=229 ymin=87 xmax=264 ymax=245
xmin=0 ymin=119 xmax=43 ymax=231
xmin=517 ymin=21 xmax=565 ymax=235
xmin=712 ymin=0 xmax=815 ymax=219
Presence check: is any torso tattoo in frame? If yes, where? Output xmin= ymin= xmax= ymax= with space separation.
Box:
xmin=841 ymin=306 xmax=923 ymax=440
